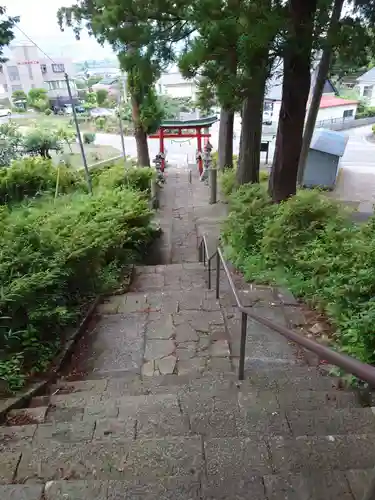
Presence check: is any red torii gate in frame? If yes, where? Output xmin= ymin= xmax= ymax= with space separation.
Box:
xmin=149 ymin=116 xmax=218 ymax=174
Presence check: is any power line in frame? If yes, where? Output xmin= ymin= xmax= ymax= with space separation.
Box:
xmin=14 ymin=25 xmax=57 ymax=64
xmin=13 ymin=24 xmax=92 ymax=193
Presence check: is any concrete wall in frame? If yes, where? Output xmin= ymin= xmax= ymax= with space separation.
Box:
xmin=357 ymin=82 xmax=375 ymax=107
xmin=317 ymin=104 xmax=357 ymax=122
xmin=318 ymin=115 xmax=375 ymax=131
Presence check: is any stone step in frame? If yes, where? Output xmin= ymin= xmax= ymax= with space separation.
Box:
xmin=3 ymin=434 xmax=375 ymax=486
xmin=286 ymin=407 xmax=375 ymax=437
xmin=9 ymin=389 xmax=365 ymax=441
xmin=262 ymin=469 xmax=372 ymax=500
xmin=0 ymin=469 xmax=371 ymax=499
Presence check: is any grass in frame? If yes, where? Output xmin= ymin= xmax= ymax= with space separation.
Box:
xmin=11 ymin=114 xmax=72 ymax=129
xmin=51 ymin=143 xmax=122 ymax=169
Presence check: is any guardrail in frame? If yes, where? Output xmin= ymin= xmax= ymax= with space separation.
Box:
xmin=198 ymin=235 xmax=375 ymax=385
xmin=199 ymin=234 xmax=375 ymax=500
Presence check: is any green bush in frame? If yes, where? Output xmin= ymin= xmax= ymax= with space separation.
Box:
xmin=219 ymin=169 xmax=237 ymax=197
xmin=219 ymin=169 xmax=270 ymax=199
xmin=0 ymin=157 xmax=85 ymax=204
xmin=212 ymin=151 xmax=238 ymax=169
xmin=372 ymin=124 xmax=375 ymax=135
xmin=222 ymin=183 xmax=277 ymax=267
xmin=83 ymin=132 xmax=96 ymax=144
xmin=44 ymin=108 xmax=52 ymax=116
xmin=0 ymin=187 xmax=155 ymax=390
xmin=92 ymin=162 xmax=155 ymax=192
xmin=222 ymin=186 xmax=375 ymax=365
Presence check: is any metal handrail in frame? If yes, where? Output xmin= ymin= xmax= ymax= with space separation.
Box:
xmin=199 ymin=235 xmax=375 ymax=500
xmin=198 ymin=235 xmax=375 ymax=386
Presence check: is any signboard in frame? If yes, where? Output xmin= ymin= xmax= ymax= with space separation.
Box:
xmin=17 ymin=61 xmax=39 ymax=65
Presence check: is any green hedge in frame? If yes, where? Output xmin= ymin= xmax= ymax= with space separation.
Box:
xmin=222 ymin=184 xmax=375 ymax=366
xmin=0 ymin=187 xmax=155 ymax=390
xmin=0 ymin=157 xmax=85 ymax=204
xmin=92 ymin=162 xmax=155 ymax=192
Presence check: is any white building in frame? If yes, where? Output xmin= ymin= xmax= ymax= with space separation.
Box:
xmin=356 ymin=68 xmax=375 ymax=106
xmin=265 ymin=71 xmax=358 ymax=127
xmin=157 ymin=70 xmax=196 ymax=99
xmin=0 ymin=42 xmax=78 ymax=107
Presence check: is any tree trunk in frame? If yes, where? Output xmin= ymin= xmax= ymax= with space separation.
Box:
xmin=131 ymin=94 xmax=150 ymax=167
xmin=268 ymin=0 xmax=318 ymax=202
xmin=218 ymin=108 xmax=234 ymax=170
xmin=297 ymin=0 xmax=344 ymax=184
xmin=236 ymin=71 xmax=267 ymax=185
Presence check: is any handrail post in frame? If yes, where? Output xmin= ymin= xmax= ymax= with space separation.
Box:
xmin=208 ymin=256 xmax=211 ymax=289
xmin=209 ymin=167 xmax=217 ymax=204
xmin=239 ymin=312 xmax=247 ymax=380
xmin=198 ymin=241 xmax=202 ymax=263
xmin=215 ymin=251 xmax=220 ymax=299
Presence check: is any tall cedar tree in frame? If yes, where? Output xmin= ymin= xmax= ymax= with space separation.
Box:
xmin=57 ymin=1 xmax=192 ymax=166
xmin=269 ymin=0 xmax=318 ymax=202
xmin=180 ymin=0 xmax=282 ymax=181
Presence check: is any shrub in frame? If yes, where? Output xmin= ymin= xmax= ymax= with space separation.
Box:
xmin=95 ymin=116 xmax=107 ymax=131
xmin=0 ymin=187 xmax=155 ymax=390
xmin=372 ymin=124 xmax=375 ymax=135
xmin=92 ymin=162 xmax=155 ymax=192
xmin=219 ymin=168 xmax=236 ymax=197
xmin=222 ymin=186 xmax=375 ymax=365
xmin=0 ymin=157 xmax=85 ymax=204
xmin=222 ymin=183 xmax=277 ymax=268
xmin=83 ymin=132 xmax=96 ymax=144
xmin=44 ymin=108 xmax=52 ymax=116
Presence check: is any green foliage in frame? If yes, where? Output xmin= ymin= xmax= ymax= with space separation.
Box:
xmin=83 ymin=131 xmax=96 ymax=144
xmin=12 ymin=89 xmax=27 ymax=101
xmin=96 ymin=88 xmax=108 ymax=106
xmin=55 ymin=126 xmax=76 ymax=152
xmin=0 ymin=6 xmax=18 ymax=63
xmin=84 ymin=91 xmax=97 ymax=109
xmin=44 ymin=108 xmax=52 ymax=116
xmin=95 ymin=116 xmax=107 ymax=130
xmin=356 ymin=105 xmax=375 ymax=119
xmin=222 ymin=186 xmax=375 ymax=364
xmin=0 ymin=157 xmax=84 ymax=204
xmin=92 ymin=162 xmax=155 ymax=192
xmin=28 ymin=88 xmax=48 ymax=111
xmin=219 ymin=168 xmax=236 ymax=198
xmin=0 ymin=186 xmax=155 ymax=390
xmin=23 ymin=127 xmax=62 ymax=158
xmin=0 ymin=121 xmax=23 ymax=166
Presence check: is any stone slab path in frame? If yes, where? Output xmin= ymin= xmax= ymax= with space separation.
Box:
xmin=2 ymin=168 xmax=375 ymax=499
xmin=76 ymin=169 xmax=302 ymax=380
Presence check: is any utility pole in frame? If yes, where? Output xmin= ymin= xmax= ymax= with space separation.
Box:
xmin=65 ymin=73 xmax=92 ymax=193
xmin=117 ymin=75 xmax=127 ymax=165
xmin=297 ymin=0 xmax=344 ymax=186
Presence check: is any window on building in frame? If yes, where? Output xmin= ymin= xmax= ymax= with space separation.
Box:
xmin=41 ymin=64 xmax=47 ymax=73
xmin=343 ymin=109 xmax=354 ymax=119
xmin=363 ymin=85 xmax=373 ymax=98
xmin=11 ymin=84 xmax=23 ymax=92
xmin=51 ymin=63 xmax=65 ymax=73
xmin=0 ymin=65 xmax=3 ymax=73
xmin=3 ymin=84 xmax=7 ymax=92
xmin=7 ymin=66 xmax=20 ymax=81
xmin=47 ymin=80 xmax=67 ymax=90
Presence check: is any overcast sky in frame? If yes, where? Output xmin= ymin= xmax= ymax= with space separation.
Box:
xmin=2 ymin=0 xmax=115 ymax=61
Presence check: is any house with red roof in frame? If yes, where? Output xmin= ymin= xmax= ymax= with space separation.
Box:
xmin=264 ymin=69 xmax=358 ymax=127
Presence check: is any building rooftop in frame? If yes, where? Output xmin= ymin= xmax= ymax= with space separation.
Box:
xmin=319 ymin=95 xmax=358 ymax=108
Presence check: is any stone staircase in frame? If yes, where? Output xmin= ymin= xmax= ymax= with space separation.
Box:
xmin=1 ymin=169 xmax=375 ymax=499
xmin=1 ymin=261 xmax=375 ymax=499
